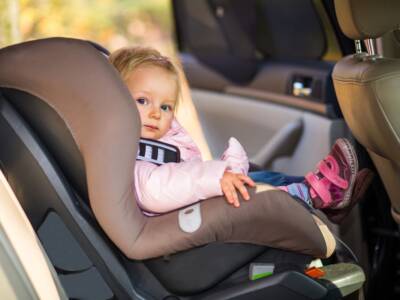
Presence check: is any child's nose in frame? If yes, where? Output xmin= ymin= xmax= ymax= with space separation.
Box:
xmin=149 ymin=106 xmax=161 ymax=119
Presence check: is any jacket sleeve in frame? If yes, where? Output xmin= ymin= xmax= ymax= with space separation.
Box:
xmin=135 ymin=160 xmax=228 ymax=214
xmin=221 ymin=137 xmax=250 ymax=175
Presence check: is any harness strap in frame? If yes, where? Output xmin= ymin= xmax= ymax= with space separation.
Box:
xmin=137 ymin=138 xmax=180 ymax=165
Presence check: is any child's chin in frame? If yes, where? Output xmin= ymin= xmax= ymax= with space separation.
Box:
xmin=142 ymin=132 xmax=161 ymax=140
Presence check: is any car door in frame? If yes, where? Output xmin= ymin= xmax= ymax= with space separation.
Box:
xmin=172 ymin=0 xmax=352 ymax=176
xmin=0 ymin=169 xmax=67 ymax=300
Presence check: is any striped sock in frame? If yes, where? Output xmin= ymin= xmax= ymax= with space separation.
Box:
xmin=284 ymin=183 xmax=313 ymax=208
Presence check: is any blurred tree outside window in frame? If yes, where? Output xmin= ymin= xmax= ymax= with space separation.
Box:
xmin=0 ymin=0 xmax=21 ymax=45
xmin=1 ymin=0 xmax=175 ymax=56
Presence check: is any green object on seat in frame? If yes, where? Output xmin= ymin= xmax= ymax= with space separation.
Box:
xmin=251 ymin=272 xmax=274 ymax=281
xmin=249 ymin=263 xmax=275 ymax=281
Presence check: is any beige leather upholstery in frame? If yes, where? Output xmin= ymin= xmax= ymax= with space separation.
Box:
xmin=334 ymin=0 xmax=400 ymax=40
xmin=333 ymin=56 xmax=400 ymax=161
xmin=0 ymin=38 xmax=334 ymax=259
xmin=333 ymin=0 xmax=400 ymax=221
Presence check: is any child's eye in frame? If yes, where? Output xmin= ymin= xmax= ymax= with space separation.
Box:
xmin=136 ymin=97 xmax=148 ymax=105
xmin=160 ymin=104 xmax=173 ymax=112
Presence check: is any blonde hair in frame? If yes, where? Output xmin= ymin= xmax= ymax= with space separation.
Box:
xmin=109 ymin=47 xmax=181 ymax=111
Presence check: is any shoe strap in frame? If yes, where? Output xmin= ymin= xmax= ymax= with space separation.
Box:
xmin=305 ymin=172 xmax=332 ymax=207
xmin=317 ymin=156 xmax=348 ymax=189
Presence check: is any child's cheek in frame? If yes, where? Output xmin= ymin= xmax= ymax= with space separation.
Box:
xmin=167 ymin=113 xmax=174 ymax=126
xmin=136 ymin=106 xmax=146 ymax=123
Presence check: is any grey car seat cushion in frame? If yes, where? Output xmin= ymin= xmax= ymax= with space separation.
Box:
xmin=0 ymin=38 xmax=333 ymax=260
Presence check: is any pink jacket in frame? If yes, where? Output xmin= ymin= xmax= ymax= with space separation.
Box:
xmin=134 ymin=119 xmax=249 ymax=214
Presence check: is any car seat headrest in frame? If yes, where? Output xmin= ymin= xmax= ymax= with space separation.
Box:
xmin=86 ymin=40 xmax=110 ymax=56
xmin=0 ymin=37 xmax=146 ymax=253
xmin=257 ymin=0 xmax=326 ymax=60
xmin=334 ymin=0 xmax=400 ymax=40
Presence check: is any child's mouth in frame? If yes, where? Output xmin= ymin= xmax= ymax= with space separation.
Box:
xmin=144 ymin=125 xmax=158 ymax=131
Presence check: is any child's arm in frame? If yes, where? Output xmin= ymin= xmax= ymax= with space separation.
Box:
xmin=135 ymin=160 xmax=255 ymax=214
xmin=221 ymin=137 xmax=249 ymax=175
xmin=135 ymin=160 xmax=227 ymax=214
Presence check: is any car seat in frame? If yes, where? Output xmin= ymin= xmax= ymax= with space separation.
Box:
xmin=332 ymin=0 xmax=400 ymax=224
xmin=0 ymin=37 xmax=364 ymax=299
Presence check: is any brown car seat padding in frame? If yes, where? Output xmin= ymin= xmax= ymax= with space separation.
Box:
xmin=0 ymin=38 xmax=334 ymax=260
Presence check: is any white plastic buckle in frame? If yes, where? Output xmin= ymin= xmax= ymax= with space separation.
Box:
xmin=178 ymin=203 xmax=202 ymax=233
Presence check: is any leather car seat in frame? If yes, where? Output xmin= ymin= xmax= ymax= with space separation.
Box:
xmin=332 ymin=0 xmax=400 ymax=223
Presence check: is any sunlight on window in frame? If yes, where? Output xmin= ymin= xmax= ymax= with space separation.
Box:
xmin=2 ymin=0 xmax=174 ymax=54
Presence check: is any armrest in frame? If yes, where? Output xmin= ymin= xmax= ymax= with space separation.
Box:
xmin=251 ymin=119 xmax=303 ymax=169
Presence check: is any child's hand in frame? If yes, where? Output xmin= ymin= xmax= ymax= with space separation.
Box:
xmin=220 ymin=171 xmax=255 ymax=208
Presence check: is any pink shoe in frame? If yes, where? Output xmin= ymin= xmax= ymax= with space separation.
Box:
xmin=305 ymin=138 xmax=358 ymax=209
xmin=322 ymin=168 xmax=374 ymax=224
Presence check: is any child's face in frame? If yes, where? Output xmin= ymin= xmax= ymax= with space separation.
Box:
xmin=126 ymin=65 xmax=178 ymax=140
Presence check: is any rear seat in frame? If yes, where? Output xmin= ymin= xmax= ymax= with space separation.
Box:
xmin=176 ymin=0 xmax=342 ymax=118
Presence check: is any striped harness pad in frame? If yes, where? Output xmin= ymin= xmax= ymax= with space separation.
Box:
xmin=137 ymin=138 xmax=181 ymax=165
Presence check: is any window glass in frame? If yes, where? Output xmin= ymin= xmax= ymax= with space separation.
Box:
xmin=1 ymin=0 xmax=175 ymax=55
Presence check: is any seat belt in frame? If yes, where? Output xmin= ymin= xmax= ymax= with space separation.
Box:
xmin=136 ymin=138 xmax=180 ymax=165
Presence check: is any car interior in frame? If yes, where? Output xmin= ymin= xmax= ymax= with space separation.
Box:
xmin=0 ymin=170 xmax=67 ymax=299
xmin=0 ymin=0 xmax=399 ymax=299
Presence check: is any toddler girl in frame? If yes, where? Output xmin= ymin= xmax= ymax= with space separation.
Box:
xmin=109 ymin=47 xmax=373 ymax=223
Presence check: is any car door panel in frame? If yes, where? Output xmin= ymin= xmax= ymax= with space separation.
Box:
xmin=191 ymin=89 xmax=349 ymax=176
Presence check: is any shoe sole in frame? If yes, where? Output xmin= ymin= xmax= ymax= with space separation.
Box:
xmin=334 ymin=138 xmax=359 ymax=209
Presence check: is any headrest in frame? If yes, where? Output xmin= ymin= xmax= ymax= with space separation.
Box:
xmin=0 ymin=38 xmax=145 ymax=253
xmin=334 ymin=0 xmax=400 ymax=40
xmin=257 ymin=0 xmax=326 ymax=60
